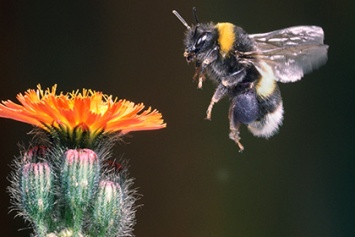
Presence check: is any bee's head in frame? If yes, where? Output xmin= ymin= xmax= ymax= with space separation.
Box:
xmin=173 ymin=8 xmax=218 ymax=63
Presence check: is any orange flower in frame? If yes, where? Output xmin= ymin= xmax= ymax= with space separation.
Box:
xmin=0 ymin=85 xmax=166 ymax=138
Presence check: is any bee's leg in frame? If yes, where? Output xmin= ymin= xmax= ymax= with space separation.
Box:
xmin=206 ymin=83 xmax=227 ymax=120
xmin=228 ymin=105 xmax=244 ymax=152
xmin=193 ymin=64 xmax=207 ymax=89
xmin=198 ymin=75 xmax=204 ymax=89
xmin=198 ymin=46 xmax=219 ymax=89
xmin=220 ymin=68 xmax=246 ymax=87
xmin=197 ymin=73 xmax=206 ymax=89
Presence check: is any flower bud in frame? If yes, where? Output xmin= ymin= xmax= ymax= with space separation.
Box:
xmin=90 ymin=180 xmax=122 ymax=236
xmin=23 ymin=146 xmax=47 ymax=163
xmin=61 ymin=149 xmax=100 ymax=212
xmin=21 ymin=162 xmax=53 ymax=223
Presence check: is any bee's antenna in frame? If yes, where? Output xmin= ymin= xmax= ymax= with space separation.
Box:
xmin=192 ymin=7 xmax=199 ymax=25
xmin=172 ymin=10 xmax=191 ymax=30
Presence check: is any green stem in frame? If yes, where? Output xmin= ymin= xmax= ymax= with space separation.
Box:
xmin=72 ymin=209 xmax=83 ymax=236
xmin=34 ymin=219 xmax=48 ymax=237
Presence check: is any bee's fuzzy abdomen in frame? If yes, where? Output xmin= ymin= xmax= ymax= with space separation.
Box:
xmin=231 ymin=89 xmax=259 ymax=125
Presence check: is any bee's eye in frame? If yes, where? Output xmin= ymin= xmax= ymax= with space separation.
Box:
xmin=196 ymin=33 xmax=208 ymax=48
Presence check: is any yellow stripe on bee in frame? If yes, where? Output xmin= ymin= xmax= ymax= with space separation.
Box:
xmin=255 ymin=62 xmax=277 ymax=98
xmin=216 ymin=23 xmax=235 ymax=56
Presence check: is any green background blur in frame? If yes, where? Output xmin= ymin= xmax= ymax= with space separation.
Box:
xmin=0 ymin=0 xmax=354 ymax=236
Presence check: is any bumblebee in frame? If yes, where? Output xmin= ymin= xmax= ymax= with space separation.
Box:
xmin=173 ymin=8 xmax=328 ymax=151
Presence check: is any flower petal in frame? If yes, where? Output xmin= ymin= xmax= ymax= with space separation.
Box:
xmin=0 ymin=85 xmax=166 ymax=138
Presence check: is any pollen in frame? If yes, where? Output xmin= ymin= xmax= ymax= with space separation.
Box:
xmin=216 ymin=23 xmax=235 ymax=56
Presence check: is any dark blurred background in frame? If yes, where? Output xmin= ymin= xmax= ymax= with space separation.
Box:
xmin=0 ymin=0 xmax=354 ymax=236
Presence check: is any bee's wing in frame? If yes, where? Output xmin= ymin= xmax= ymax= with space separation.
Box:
xmin=249 ymin=26 xmax=328 ymax=83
